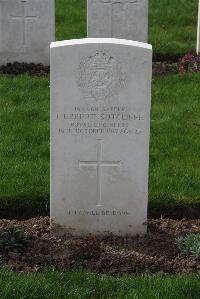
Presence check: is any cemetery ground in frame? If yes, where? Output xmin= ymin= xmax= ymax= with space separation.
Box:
xmin=0 ymin=0 xmax=200 ymax=297
xmin=0 ymin=73 xmax=199 ymax=297
xmin=0 ymin=270 xmax=200 ymax=299
xmin=0 ymin=74 xmax=199 ymax=219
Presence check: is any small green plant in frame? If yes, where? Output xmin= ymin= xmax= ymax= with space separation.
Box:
xmin=0 ymin=225 xmax=30 ymax=251
xmin=176 ymin=234 xmax=200 ymax=259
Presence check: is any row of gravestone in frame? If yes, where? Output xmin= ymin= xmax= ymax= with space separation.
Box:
xmin=0 ymin=0 xmax=148 ymax=65
xmin=50 ymin=1 xmax=152 ymax=236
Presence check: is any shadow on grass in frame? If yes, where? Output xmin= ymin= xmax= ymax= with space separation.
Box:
xmin=0 ymin=200 xmax=199 ymax=220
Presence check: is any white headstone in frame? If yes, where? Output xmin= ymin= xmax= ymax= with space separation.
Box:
xmin=87 ymin=0 xmax=148 ymax=42
xmin=0 ymin=0 xmax=55 ymax=65
xmin=197 ymin=0 xmax=200 ymax=54
xmin=51 ymin=38 xmax=152 ymax=236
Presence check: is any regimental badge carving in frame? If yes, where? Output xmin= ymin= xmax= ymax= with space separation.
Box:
xmin=78 ymin=50 xmax=126 ymax=100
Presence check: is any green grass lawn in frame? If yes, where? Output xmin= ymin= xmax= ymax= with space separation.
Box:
xmin=56 ymin=0 xmax=199 ymax=57
xmin=0 ymin=75 xmax=49 ymax=215
xmin=0 ymin=73 xmax=199 ymax=215
xmin=0 ymin=270 xmax=199 ymax=299
xmin=149 ymin=74 xmax=200 ymax=211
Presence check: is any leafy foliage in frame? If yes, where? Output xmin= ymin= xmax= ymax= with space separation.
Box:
xmin=0 ymin=225 xmax=30 ymax=251
xmin=176 ymin=234 xmax=200 ymax=259
xmin=179 ymin=52 xmax=200 ymax=73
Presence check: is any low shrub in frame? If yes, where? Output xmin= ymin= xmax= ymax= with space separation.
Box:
xmin=179 ymin=52 xmax=200 ymax=73
xmin=176 ymin=234 xmax=200 ymax=259
xmin=0 ymin=225 xmax=30 ymax=251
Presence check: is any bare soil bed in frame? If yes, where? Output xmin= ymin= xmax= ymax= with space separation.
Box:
xmin=0 ymin=217 xmax=199 ymax=274
xmin=0 ymin=62 xmax=179 ymax=76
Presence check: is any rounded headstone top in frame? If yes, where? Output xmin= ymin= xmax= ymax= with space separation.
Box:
xmin=50 ymin=38 xmax=152 ymax=50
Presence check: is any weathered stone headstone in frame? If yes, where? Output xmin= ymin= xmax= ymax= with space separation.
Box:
xmin=0 ymin=0 xmax=55 ymax=65
xmin=51 ymin=38 xmax=152 ymax=236
xmin=87 ymin=0 xmax=148 ymax=42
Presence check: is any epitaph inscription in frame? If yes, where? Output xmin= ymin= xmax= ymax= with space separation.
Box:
xmin=68 ymin=210 xmax=129 ymax=216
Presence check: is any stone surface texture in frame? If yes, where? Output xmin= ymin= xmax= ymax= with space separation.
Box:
xmin=0 ymin=0 xmax=55 ymax=65
xmin=51 ymin=38 xmax=152 ymax=236
xmin=87 ymin=0 xmax=148 ymax=42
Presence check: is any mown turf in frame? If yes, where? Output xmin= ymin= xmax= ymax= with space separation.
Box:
xmin=0 ymin=73 xmax=199 ymax=215
xmin=56 ymin=0 xmax=198 ymax=57
xmin=148 ymin=0 xmax=198 ymax=58
xmin=149 ymin=73 xmax=200 ymax=211
xmin=56 ymin=0 xmax=86 ymax=42
xmin=0 ymin=75 xmax=49 ymax=215
xmin=0 ymin=270 xmax=199 ymax=299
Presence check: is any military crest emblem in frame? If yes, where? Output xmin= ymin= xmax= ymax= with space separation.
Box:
xmin=78 ymin=50 xmax=126 ymax=100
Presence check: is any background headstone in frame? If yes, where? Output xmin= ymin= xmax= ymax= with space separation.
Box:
xmin=87 ymin=0 xmax=148 ymax=42
xmin=51 ymin=38 xmax=152 ymax=236
xmin=0 ymin=0 xmax=55 ymax=65
xmin=197 ymin=0 xmax=200 ymax=54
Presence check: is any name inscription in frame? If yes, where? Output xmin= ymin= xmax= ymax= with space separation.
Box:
xmin=56 ymin=105 xmax=145 ymax=136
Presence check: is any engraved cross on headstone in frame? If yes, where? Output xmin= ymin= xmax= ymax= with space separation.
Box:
xmin=11 ymin=0 xmax=37 ymax=46
xmin=79 ymin=139 xmax=121 ymax=207
xmin=99 ymin=0 xmax=138 ymax=36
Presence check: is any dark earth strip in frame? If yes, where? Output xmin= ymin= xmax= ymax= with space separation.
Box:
xmin=0 ymin=62 xmax=50 ymax=76
xmin=0 ymin=61 xmax=179 ymax=76
xmin=0 ymin=50 xmax=199 ymax=76
xmin=153 ymin=53 xmax=183 ymax=63
xmin=0 ymin=217 xmax=199 ymax=274
xmin=0 ymin=205 xmax=200 ymax=221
